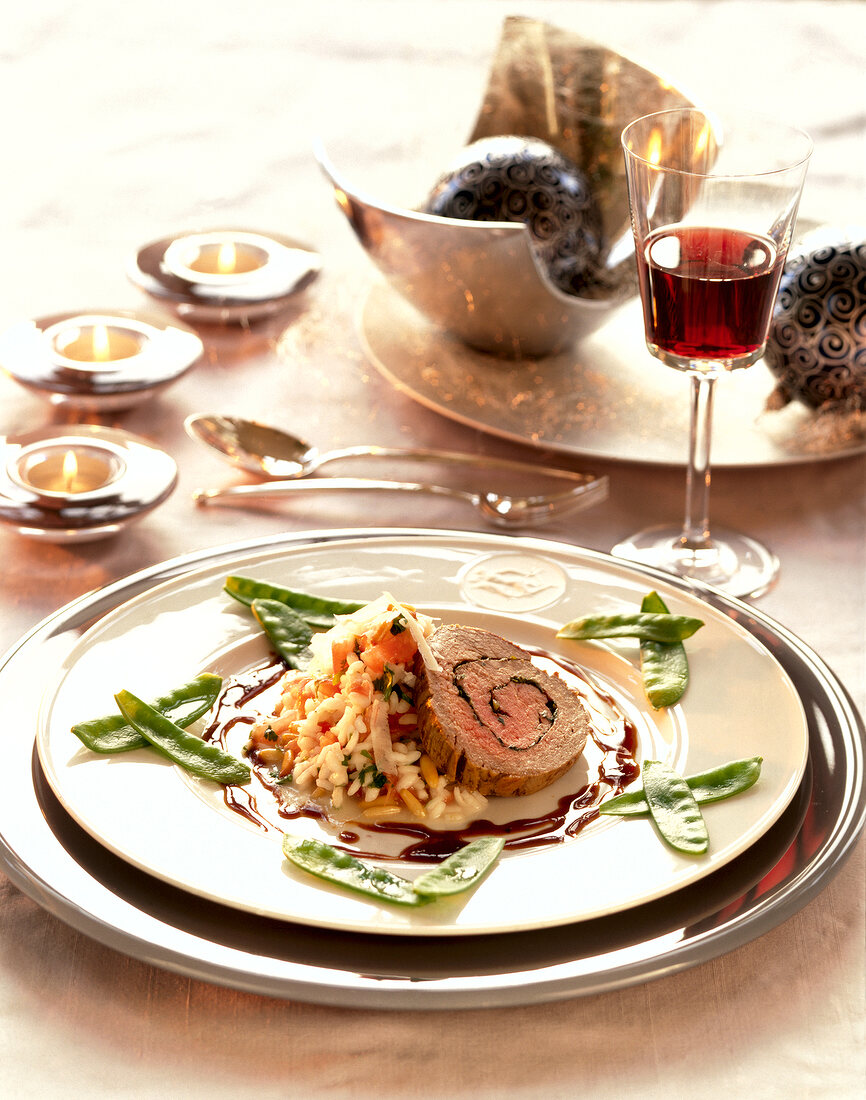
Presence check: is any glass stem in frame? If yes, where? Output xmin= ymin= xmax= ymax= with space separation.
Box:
xmin=681 ymin=371 xmax=716 ymax=552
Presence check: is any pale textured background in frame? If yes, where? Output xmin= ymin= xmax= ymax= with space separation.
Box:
xmin=0 ymin=2 xmax=863 ymax=1097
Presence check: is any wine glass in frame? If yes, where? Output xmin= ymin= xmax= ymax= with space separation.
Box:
xmin=614 ymin=109 xmax=812 ymax=598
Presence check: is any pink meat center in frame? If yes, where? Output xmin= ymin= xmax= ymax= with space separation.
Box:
xmin=457 ymin=665 xmax=553 ymax=750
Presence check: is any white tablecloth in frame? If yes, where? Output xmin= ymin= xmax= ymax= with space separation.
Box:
xmin=0 ymin=2 xmax=863 ymax=1096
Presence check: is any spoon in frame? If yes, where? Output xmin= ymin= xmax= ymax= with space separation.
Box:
xmin=184 ymin=413 xmax=602 ymax=488
xmin=191 ymin=475 xmax=607 ymax=529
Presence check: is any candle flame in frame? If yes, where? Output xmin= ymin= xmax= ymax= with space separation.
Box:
xmin=91 ymin=324 xmax=111 ymax=362
xmin=647 ymin=128 xmax=663 ymax=166
xmin=62 ymin=450 xmax=78 ymax=492
xmin=217 ymin=241 xmax=237 ymax=274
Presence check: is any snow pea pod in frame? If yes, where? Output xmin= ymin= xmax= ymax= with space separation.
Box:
xmin=251 ymin=598 xmax=313 ymax=669
xmin=114 ymin=690 xmax=250 ymax=785
xmin=639 ymin=591 xmax=690 ymax=708
xmin=642 ymin=760 xmax=709 ymax=854
xmin=225 ymin=575 xmax=363 ymax=630
xmin=71 ymin=674 xmax=223 ymax=754
xmin=557 ymin=612 xmax=704 ymax=645
xmin=411 ymin=837 xmax=505 ymax=898
xmin=282 ymin=836 xmax=427 ymax=906
xmin=600 ymin=756 xmax=763 ymax=816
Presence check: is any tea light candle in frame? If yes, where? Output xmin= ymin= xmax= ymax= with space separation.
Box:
xmin=193 ymin=241 xmax=264 ymax=275
xmin=164 ymin=234 xmax=271 ymax=282
xmin=0 ymin=310 xmax=203 ymax=410
xmin=44 ymin=313 xmax=154 ymax=370
xmin=128 ymin=229 xmax=321 ymax=323
xmin=50 ymin=321 xmax=146 ymax=364
xmin=8 ymin=437 xmax=125 ymax=506
xmin=0 ymin=426 xmax=177 ymax=542
xmin=18 ymin=446 xmax=118 ymax=496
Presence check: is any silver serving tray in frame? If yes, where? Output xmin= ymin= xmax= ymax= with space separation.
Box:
xmin=359 ymin=283 xmax=866 ymax=468
xmin=0 ymin=529 xmax=863 ymax=1009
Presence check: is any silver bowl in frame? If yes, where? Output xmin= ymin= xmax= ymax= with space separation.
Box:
xmin=317 ymin=19 xmax=701 ymax=358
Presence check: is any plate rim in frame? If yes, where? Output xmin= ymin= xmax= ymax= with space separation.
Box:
xmin=0 ymin=527 xmax=863 ymax=1008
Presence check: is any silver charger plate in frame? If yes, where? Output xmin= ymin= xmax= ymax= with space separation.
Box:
xmin=0 ymin=529 xmax=863 ymax=1009
xmin=359 ymin=283 xmax=866 ymax=468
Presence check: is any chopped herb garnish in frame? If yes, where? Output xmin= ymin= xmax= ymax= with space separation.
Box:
xmin=264 ymin=726 xmax=278 ymax=742
xmin=358 ymin=763 xmax=388 ymax=789
xmin=390 ymin=615 xmax=409 ymax=635
xmin=393 ymin=682 xmax=413 ymax=704
xmin=373 ymin=670 xmax=395 ymax=699
xmin=372 ymin=668 xmax=413 ymax=704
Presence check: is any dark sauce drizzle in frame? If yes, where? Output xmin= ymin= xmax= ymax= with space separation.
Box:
xmin=203 ymin=662 xmax=284 ymax=833
xmin=206 ymin=649 xmax=640 ymax=861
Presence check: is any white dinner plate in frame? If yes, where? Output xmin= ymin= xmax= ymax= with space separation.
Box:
xmin=35 ymin=534 xmax=808 ymax=937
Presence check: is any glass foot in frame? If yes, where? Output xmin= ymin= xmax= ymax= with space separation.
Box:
xmin=611 ymin=524 xmax=779 ymax=599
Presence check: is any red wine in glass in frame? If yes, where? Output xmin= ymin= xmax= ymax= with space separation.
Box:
xmin=637 ymin=225 xmax=783 ymax=365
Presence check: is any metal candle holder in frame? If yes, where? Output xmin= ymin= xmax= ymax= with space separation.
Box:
xmin=0 ymin=309 xmax=203 ymax=410
xmin=128 ymin=229 xmax=321 ymax=324
xmin=0 ymin=425 xmax=177 ymax=542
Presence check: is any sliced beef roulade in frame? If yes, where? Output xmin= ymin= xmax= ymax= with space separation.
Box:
xmin=415 ymin=624 xmax=590 ymax=796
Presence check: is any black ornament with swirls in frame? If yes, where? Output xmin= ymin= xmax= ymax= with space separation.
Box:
xmin=764 ymin=239 xmax=866 ymax=408
xmin=424 ymin=135 xmax=604 ymax=296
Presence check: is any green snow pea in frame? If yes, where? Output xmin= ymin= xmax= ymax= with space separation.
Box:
xmin=114 ymin=690 xmax=250 ymax=785
xmin=71 ymin=674 xmax=223 ymax=754
xmin=639 ymin=591 xmax=690 ymax=708
xmin=251 ymin=598 xmax=313 ymax=668
xmin=224 ymin=576 xmax=363 ymax=631
xmin=282 ymin=836 xmax=427 ymax=906
xmin=600 ymin=756 xmax=763 ymax=816
xmin=411 ymin=837 xmax=505 ymax=898
xmin=557 ymin=612 xmax=704 ymax=645
xmin=642 ymin=760 xmax=709 ymax=855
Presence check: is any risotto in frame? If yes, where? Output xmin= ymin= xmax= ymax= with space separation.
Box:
xmin=244 ymin=594 xmax=488 ymax=822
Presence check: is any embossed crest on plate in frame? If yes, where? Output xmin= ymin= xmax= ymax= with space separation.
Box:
xmin=459 ymin=553 xmax=568 ymax=612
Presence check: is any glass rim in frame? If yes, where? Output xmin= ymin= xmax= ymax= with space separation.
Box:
xmin=621 ymin=107 xmax=813 ymax=179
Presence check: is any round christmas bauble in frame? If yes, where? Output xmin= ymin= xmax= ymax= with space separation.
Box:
xmin=764 ymin=238 xmax=866 ymax=408
xmin=424 ymin=135 xmax=603 ymax=296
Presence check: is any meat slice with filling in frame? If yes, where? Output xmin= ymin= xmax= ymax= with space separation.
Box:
xmin=414 ymin=624 xmax=590 ymax=796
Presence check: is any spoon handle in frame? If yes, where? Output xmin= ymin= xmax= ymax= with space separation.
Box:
xmin=313 ymin=445 xmax=599 ymax=485
xmin=193 ymin=477 xmax=472 ymax=507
